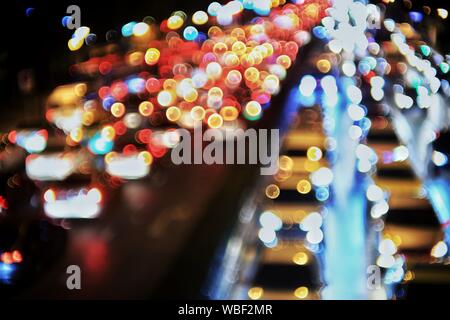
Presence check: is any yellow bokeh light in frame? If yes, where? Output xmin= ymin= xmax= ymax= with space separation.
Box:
xmin=240 ymin=54 xmax=255 ymax=68
xmin=104 ymin=152 xmax=117 ymax=164
xmin=403 ymin=270 xmax=414 ymax=281
xmin=317 ymin=59 xmax=331 ymax=73
xmin=296 ymin=180 xmax=312 ymax=194
xmin=138 ymin=151 xmax=153 ymax=165
xmin=167 ymin=15 xmax=184 ymax=30
xmin=166 ymin=106 xmax=182 ymax=122
xmin=68 ymin=38 xmax=83 ymax=51
xmin=183 ymin=89 xmax=198 ymax=103
xmin=307 ymin=146 xmax=323 ymax=161
xmin=265 ymin=184 xmax=280 ymax=199
xmin=82 ymin=111 xmax=94 ymax=126
xmin=74 ymin=83 xmax=87 ymax=97
xmin=207 ymin=113 xmax=223 ymax=128
xmin=101 ymin=126 xmax=116 ymax=141
xmin=111 ymin=102 xmax=126 ymax=118
xmin=192 ymin=11 xmax=208 ymax=25
xmin=213 ymin=42 xmax=228 ymax=56
xmin=438 ymin=8 xmax=448 ymax=19
xmin=277 ymin=55 xmax=292 ymax=69
xmin=244 ymin=67 xmax=260 ymax=83
xmin=128 ymin=51 xmax=144 ymax=66
xmin=145 ymin=48 xmax=160 ymax=65
xmin=293 ymin=252 xmax=308 ymax=265
xmin=208 ymin=87 xmax=223 ymax=98
xmin=139 ymin=101 xmax=154 ymax=117
xmin=294 ymin=286 xmax=309 ymax=299
xmin=248 ymin=287 xmax=264 ymax=300
xmin=220 ymin=106 xmax=239 ymax=121
xmin=245 ymin=101 xmax=262 ymax=117
xmin=232 ymin=41 xmax=247 ymax=56
xmin=392 ymin=234 xmax=402 ymax=247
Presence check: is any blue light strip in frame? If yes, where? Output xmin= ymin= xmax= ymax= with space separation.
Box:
xmin=321 ymin=77 xmax=369 ymax=299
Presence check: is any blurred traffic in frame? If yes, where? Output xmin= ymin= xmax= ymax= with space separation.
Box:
xmin=0 ymin=0 xmax=449 ymax=300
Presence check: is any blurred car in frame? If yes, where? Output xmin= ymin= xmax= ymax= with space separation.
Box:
xmin=42 ymin=184 xmax=103 ymax=219
xmin=26 ymin=153 xmax=76 ymax=182
xmin=104 ymin=150 xmax=152 ymax=180
xmin=25 ymin=147 xmax=95 ymax=182
xmin=9 ymin=129 xmax=48 ymax=154
xmin=45 ymin=83 xmax=86 ymax=134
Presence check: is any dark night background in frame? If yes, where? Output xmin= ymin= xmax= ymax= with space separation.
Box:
xmin=0 ymin=0 xmax=448 ymax=301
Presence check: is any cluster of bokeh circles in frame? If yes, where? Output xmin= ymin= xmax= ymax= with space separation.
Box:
xmin=145 ymin=0 xmax=329 ymax=129
xmin=62 ymin=0 xmax=330 ymax=163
